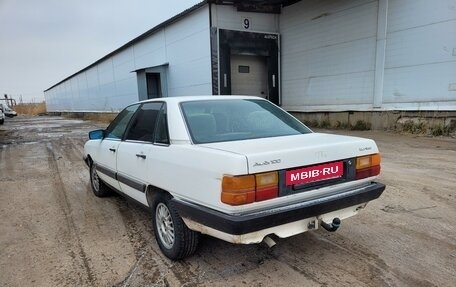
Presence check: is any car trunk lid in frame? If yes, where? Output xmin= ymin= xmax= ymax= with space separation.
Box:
xmin=200 ymin=133 xmax=378 ymax=174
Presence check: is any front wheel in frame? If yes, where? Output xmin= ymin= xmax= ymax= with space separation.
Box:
xmin=90 ymin=163 xmax=111 ymax=197
xmin=152 ymin=193 xmax=199 ymax=260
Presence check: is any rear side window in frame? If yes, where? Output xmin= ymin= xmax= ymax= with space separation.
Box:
xmin=105 ymin=104 xmax=139 ymax=139
xmin=126 ymin=102 xmax=163 ymax=142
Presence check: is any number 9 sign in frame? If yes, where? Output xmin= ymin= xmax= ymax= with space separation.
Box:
xmin=243 ymin=18 xmax=250 ymax=30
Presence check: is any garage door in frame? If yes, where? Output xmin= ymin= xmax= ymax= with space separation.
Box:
xmin=230 ymin=55 xmax=268 ymax=98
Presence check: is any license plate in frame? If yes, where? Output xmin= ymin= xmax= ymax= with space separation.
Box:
xmin=286 ymin=161 xmax=344 ymax=186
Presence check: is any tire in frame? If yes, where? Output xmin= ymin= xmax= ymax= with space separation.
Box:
xmin=0 ymin=119 xmax=3 ymax=125
xmin=89 ymin=162 xmax=111 ymax=197
xmin=152 ymin=193 xmax=199 ymax=260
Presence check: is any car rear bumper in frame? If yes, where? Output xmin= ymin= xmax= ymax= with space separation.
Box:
xmin=172 ymin=182 xmax=385 ymax=236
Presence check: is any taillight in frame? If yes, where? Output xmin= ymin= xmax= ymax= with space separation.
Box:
xmin=221 ymin=171 xmax=279 ymax=205
xmin=355 ymin=153 xmax=381 ymax=180
xmin=221 ymin=175 xmax=255 ymax=205
xmin=255 ymin=172 xmax=278 ymax=202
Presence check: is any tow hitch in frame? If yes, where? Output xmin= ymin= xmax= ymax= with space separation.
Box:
xmin=321 ymin=218 xmax=341 ymax=232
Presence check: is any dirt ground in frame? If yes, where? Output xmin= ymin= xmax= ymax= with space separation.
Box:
xmin=0 ymin=116 xmax=455 ymax=287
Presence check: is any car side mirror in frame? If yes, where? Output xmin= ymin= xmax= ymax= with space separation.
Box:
xmin=89 ymin=129 xmax=106 ymax=140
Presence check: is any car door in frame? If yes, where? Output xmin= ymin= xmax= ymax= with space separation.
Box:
xmin=95 ymin=104 xmax=139 ymax=190
xmin=116 ymin=102 xmax=166 ymax=205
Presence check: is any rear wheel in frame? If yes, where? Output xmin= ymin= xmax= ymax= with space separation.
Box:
xmin=152 ymin=193 xmax=199 ymax=260
xmin=90 ymin=162 xmax=111 ymax=197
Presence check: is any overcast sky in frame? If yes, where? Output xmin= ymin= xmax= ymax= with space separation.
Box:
xmin=0 ymin=0 xmax=201 ymax=103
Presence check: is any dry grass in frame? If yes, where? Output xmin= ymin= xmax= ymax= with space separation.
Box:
xmin=58 ymin=111 xmax=118 ymax=124
xmin=13 ymin=102 xmax=47 ymax=115
xmin=81 ymin=113 xmax=118 ymax=124
xmin=10 ymin=103 xmax=117 ymax=125
xmin=8 ymin=102 xmax=117 ymax=124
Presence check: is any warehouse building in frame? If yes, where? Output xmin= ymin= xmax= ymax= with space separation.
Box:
xmin=44 ymin=0 xmax=456 ymax=130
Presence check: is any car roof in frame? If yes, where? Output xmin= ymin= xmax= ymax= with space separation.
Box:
xmin=134 ymin=95 xmax=265 ymax=105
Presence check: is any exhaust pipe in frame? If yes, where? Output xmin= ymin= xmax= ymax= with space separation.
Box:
xmin=263 ymin=236 xmax=276 ymax=248
xmin=321 ymin=218 xmax=341 ymax=232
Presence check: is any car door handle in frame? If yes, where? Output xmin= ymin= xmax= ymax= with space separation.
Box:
xmin=109 ymin=148 xmax=116 ymax=152
xmin=136 ymin=154 xmax=146 ymax=159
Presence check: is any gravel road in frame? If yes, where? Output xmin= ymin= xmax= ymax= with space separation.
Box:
xmin=1 ymin=116 xmax=455 ymax=287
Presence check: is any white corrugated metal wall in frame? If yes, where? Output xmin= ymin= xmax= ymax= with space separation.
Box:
xmin=280 ymin=0 xmax=456 ymax=112
xmin=45 ymin=5 xmax=212 ymax=112
xmin=280 ymin=0 xmax=379 ymax=111
xmin=383 ymin=0 xmax=456 ymax=110
xmin=45 ymin=0 xmax=456 ymax=113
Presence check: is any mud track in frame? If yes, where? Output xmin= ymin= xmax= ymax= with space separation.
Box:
xmin=1 ymin=116 xmax=455 ymax=287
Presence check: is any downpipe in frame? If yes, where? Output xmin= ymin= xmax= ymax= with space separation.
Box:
xmin=263 ymin=236 xmax=277 ymax=248
xmin=320 ymin=218 xmax=341 ymax=232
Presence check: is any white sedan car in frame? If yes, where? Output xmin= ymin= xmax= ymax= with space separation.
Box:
xmin=0 ymin=103 xmax=17 ymax=118
xmin=84 ymin=96 xmax=385 ymax=260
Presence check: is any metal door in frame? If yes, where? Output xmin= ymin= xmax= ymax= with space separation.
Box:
xmin=146 ymin=73 xmax=161 ymax=99
xmin=230 ymin=55 xmax=268 ymax=98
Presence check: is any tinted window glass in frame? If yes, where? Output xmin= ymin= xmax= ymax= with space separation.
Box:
xmin=126 ymin=102 xmax=163 ymax=142
xmin=154 ymin=105 xmax=169 ymax=144
xmin=238 ymin=65 xmax=250 ymax=73
xmin=106 ymin=104 xmax=139 ymax=139
xmin=181 ymin=99 xmax=312 ymax=144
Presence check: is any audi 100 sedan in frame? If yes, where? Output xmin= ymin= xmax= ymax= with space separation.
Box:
xmin=84 ymin=96 xmax=385 ymax=260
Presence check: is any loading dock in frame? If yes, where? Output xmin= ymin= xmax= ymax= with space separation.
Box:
xmin=216 ymin=29 xmax=280 ymax=104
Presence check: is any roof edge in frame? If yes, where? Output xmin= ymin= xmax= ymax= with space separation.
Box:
xmin=45 ymin=0 xmax=209 ymax=92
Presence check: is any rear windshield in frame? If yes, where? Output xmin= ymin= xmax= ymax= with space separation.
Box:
xmin=180 ymin=99 xmax=312 ymax=144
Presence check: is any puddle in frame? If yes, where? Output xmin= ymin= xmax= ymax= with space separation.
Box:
xmin=23 ymin=141 xmax=40 ymax=145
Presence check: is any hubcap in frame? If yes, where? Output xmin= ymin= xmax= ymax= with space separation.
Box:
xmin=91 ymin=166 xmax=100 ymax=192
xmin=156 ymin=203 xmax=175 ymax=249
